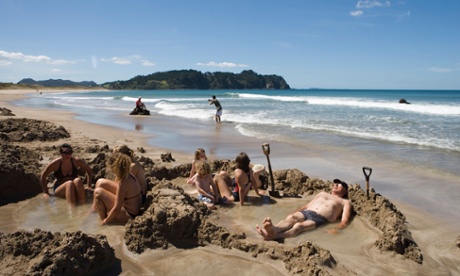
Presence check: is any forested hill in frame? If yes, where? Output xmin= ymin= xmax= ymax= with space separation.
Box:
xmin=102 ymin=70 xmax=290 ymax=90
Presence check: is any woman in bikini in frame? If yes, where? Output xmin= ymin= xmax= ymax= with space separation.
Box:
xmin=93 ymin=152 xmax=142 ymax=225
xmin=213 ymin=152 xmax=263 ymax=206
xmin=92 ymin=145 xmax=147 ymax=209
xmin=40 ymin=143 xmax=92 ymax=205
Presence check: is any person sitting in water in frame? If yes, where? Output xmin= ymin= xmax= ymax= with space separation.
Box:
xmin=93 ymin=152 xmax=142 ymax=225
xmin=92 ymin=144 xmax=147 ymax=209
xmin=40 ymin=143 xmax=93 ymax=205
xmin=256 ymin=179 xmax=351 ymax=240
xmin=187 ymin=148 xmax=208 ymax=185
xmin=136 ymin=96 xmax=146 ymax=111
xmin=213 ymin=152 xmax=264 ymax=206
xmin=193 ymin=161 xmax=224 ymax=210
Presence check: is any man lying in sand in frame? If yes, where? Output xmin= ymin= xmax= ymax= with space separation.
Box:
xmin=256 ymin=179 xmax=351 ymax=240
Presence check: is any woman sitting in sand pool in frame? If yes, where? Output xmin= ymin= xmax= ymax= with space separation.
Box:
xmin=187 ymin=148 xmax=207 ymax=185
xmin=40 ymin=143 xmax=93 ymax=205
xmin=214 ymin=152 xmax=264 ymax=206
xmin=93 ymin=152 xmax=142 ymax=225
xmin=92 ymin=144 xmax=147 ymax=207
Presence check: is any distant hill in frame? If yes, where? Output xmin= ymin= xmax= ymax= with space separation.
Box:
xmin=102 ymin=70 xmax=290 ymax=90
xmin=18 ymin=78 xmax=98 ymax=87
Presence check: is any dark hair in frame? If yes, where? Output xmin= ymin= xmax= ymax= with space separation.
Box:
xmin=59 ymin=143 xmax=73 ymax=154
xmin=194 ymin=148 xmax=206 ymax=161
xmin=212 ymin=95 xmax=216 ymax=99
xmin=333 ymin=179 xmax=348 ymax=198
xmin=235 ymin=152 xmax=250 ymax=172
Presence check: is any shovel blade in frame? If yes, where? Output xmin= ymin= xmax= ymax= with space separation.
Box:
xmin=269 ymin=190 xmax=282 ymax=198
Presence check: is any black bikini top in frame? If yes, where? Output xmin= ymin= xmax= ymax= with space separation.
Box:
xmin=54 ymin=158 xmax=79 ymax=180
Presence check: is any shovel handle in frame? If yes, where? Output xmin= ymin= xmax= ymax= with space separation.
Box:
xmin=363 ymin=167 xmax=372 ymax=181
xmin=262 ymin=143 xmax=270 ymax=156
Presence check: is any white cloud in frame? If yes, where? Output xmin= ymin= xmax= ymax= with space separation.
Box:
xmin=0 ymin=60 xmax=12 ymax=66
xmin=0 ymin=50 xmax=77 ymax=65
xmin=429 ymin=67 xmax=451 ymax=73
xmin=101 ymin=57 xmax=132 ymax=65
xmin=141 ymin=60 xmax=155 ymax=66
xmin=51 ymin=68 xmax=61 ymax=72
xmin=100 ymin=56 xmax=155 ymax=67
xmin=196 ymin=61 xmax=249 ymax=68
xmin=356 ymin=0 xmax=391 ymax=9
xmin=350 ymin=10 xmax=364 ymax=17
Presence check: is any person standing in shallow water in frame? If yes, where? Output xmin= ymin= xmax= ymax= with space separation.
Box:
xmin=40 ymin=143 xmax=93 ymax=205
xmin=208 ymin=95 xmax=222 ymax=122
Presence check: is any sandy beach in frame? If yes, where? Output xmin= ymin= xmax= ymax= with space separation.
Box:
xmin=1 ymin=89 xmax=459 ymax=275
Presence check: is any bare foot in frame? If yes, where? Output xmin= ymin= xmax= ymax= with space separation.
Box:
xmin=256 ymin=217 xmax=275 ymax=240
xmin=256 ymin=224 xmax=270 ymax=240
xmin=263 ymin=218 xmax=276 ymax=239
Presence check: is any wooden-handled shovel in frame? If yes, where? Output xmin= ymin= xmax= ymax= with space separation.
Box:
xmin=362 ymin=166 xmax=372 ymax=198
xmin=262 ymin=143 xmax=281 ymax=198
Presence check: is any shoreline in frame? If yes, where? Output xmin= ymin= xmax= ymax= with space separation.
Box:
xmin=2 ymin=88 xmax=460 ymax=274
xmin=2 ymin=89 xmax=460 ymax=222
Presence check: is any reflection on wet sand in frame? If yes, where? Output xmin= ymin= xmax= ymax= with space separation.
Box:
xmin=135 ymin=124 xmax=143 ymax=131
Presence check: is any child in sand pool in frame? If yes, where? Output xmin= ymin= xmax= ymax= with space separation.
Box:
xmin=187 ymin=148 xmax=207 ymax=185
xmin=193 ymin=161 xmax=224 ymax=210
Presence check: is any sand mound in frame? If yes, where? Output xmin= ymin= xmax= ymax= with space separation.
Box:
xmin=125 ymin=180 xmax=208 ymax=252
xmin=0 ymin=144 xmax=42 ymax=205
xmin=124 ymin=179 xmax=343 ymax=275
xmin=349 ymin=185 xmax=423 ymax=264
xmin=0 ymin=107 xmax=15 ymax=116
xmin=0 ymin=118 xmax=69 ymax=142
xmin=0 ymin=229 xmax=116 ymax=275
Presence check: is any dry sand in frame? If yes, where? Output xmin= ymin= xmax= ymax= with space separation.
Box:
xmin=1 ymin=89 xmax=460 ymax=275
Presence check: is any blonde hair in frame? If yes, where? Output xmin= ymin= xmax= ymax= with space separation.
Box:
xmin=194 ymin=148 xmax=206 ymax=161
xmin=113 ymin=144 xmax=135 ymax=162
xmin=106 ymin=152 xmax=132 ymax=181
xmin=195 ymin=161 xmax=211 ymax=175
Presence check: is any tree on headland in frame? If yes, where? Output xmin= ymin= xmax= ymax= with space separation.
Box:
xmin=102 ymin=70 xmax=290 ymax=90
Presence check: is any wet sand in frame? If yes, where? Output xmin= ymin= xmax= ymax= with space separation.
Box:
xmin=1 ymin=89 xmax=460 ymax=275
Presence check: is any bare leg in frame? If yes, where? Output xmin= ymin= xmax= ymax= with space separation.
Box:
xmin=214 ymin=172 xmax=234 ymax=202
xmin=91 ymin=178 xmax=117 ymax=210
xmin=275 ymin=220 xmax=317 ymax=239
xmin=256 ymin=212 xmax=306 ymax=240
xmin=55 ymin=180 xmax=78 ymax=205
xmin=93 ymin=187 xmax=131 ymax=224
xmin=74 ymin=178 xmax=86 ymax=204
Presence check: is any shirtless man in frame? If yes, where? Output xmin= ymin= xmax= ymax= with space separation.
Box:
xmin=208 ymin=95 xmax=222 ymax=122
xmin=256 ymin=179 xmax=351 ymax=240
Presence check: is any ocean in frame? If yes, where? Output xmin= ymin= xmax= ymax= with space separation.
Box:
xmin=17 ymin=89 xmax=460 ymax=178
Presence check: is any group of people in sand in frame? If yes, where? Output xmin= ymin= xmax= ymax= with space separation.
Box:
xmin=40 ymin=143 xmax=351 ymax=240
xmin=40 ymin=143 xmax=146 ymax=225
xmin=186 ymin=147 xmax=351 ymax=239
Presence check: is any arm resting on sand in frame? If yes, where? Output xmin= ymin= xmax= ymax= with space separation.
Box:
xmin=328 ymin=199 xmax=352 ymax=234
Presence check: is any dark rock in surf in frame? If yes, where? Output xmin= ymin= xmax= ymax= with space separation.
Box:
xmin=399 ymin=99 xmax=411 ymax=104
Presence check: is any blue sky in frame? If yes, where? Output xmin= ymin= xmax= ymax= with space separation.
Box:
xmin=0 ymin=0 xmax=459 ymax=89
